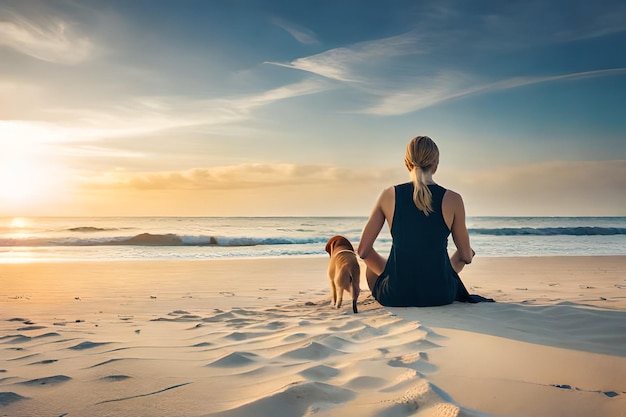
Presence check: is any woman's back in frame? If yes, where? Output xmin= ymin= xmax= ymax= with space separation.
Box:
xmin=392 ymin=182 xmax=449 ymax=253
xmin=374 ymin=182 xmax=459 ymax=306
xmin=359 ymin=135 xmax=493 ymax=307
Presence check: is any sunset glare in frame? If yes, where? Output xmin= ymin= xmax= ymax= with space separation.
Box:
xmin=0 ymin=142 xmax=52 ymax=208
xmin=0 ymin=0 xmax=624 ymax=217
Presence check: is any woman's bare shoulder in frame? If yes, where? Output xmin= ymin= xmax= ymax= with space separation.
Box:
xmin=380 ymin=185 xmax=395 ymax=198
xmin=442 ymin=188 xmax=466 ymax=214
xmin=443 ymin=187 xmax=463 ymax=202
xmin=377 ymin=185 xmax=396 ymax=220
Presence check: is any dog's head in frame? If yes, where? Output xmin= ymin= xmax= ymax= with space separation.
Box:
xmin=325 ymin=235 xmax=354 ymax=256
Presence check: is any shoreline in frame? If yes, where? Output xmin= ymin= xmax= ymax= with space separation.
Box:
xmin=1 ymin=252 xmax=625 ymax=262
xmin=1 ymin=255 xmax=625 ymax=416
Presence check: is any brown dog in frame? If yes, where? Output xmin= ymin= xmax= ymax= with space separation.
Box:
xmin=325 ymin=235 xmax=361 ymax=313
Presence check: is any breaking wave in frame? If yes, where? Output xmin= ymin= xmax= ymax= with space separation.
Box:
xmin=0 ymin=233 xmax=332 ymax=247
xmin=470 ymin=227 xmax=626 ymax=236
xmin=1 ymin=226 xmax=624 ymax=248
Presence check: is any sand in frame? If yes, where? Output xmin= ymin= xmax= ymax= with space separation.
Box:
xmin=1 ymin=256 xmax=625 ymax=417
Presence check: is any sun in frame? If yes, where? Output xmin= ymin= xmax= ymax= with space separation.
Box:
xmin=0 ymin=137 xmax=65 ymax=211
xmin=0 ymin=153 xmax=44 ymax=203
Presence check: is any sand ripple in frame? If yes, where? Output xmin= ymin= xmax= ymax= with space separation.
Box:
xmin=0 ymin=295 xmax=468 ymax=416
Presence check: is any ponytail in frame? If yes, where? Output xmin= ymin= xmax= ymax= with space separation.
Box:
xmin=405 ymin=136 xmax=439 ymax=215
xmin=410 ymin=167 xmax=433 ymax=215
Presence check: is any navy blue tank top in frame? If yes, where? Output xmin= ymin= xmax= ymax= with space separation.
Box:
xmin=373 ymin=182 xmax=471 ymax=306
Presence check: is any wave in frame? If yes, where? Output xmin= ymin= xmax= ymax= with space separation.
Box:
xmin=1 ymin=226 xmax=624 ymax=248
xmin=67 ymin=226 xmax=119 ymax=232
xmin=0 ymin=233 xmax=334 ymax=248
xmin=470 ymin=227 xmax=626 ymax=236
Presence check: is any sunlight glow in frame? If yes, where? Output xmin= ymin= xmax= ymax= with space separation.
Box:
xmin=4 ymin=217 xmax=33 ymax=240
xmin=0 ymin=122 xmax=68 ymax=211
xmin=9 ymin=217 xmax=30 ymax=229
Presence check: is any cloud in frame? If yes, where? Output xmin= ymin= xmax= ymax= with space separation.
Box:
xmin=78 ymin=159 xmax=626 ymax=216
xmin=0 ymin=120 xmax=90 ymax=144
xmin=267 ymin=15 xmax=626 ymax=117
xmin=358 ymin=67 xmax=626 ymax=116
xmin=1 ymin=78 xmax=329 ymax=148
xmin=356 ymin=70 xmax=474 ymax=115
xmin=441 ymin=160 xmax=626 ymax=216
xmin=271 ymin=17 xmax=318 ymax=44
xmin=266 ymin=31 xmax=423 ymax=82
xmin=90 ymin=78 xmax=328 ymax=135
xmin=0 ymin=9 xmax=93 ymax=64
xmin=242 ymin=78 xmax=328 ymax=107
xmin=83 ymin=163 xmax=398 ymax=191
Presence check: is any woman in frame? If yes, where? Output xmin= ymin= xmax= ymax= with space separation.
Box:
xmin=358 ymin=135 xmax=492 ymax=307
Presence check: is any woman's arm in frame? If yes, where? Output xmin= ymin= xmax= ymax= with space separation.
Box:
xmin=444 ymin=190 xmax=474 ymax=273
xmin=358 ymin=187 xmax=394 ymax=276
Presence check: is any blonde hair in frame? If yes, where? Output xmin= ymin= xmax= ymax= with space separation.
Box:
xmin=404 ymin=136 xmax=439 ymax=215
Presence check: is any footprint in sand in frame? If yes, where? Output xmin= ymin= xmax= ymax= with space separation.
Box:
xmin=206 ymin=351 xmax=260 ymax=367
xmin=16 ymin=325 xmax=46 ymax=331
xmin=551 ymin=384 xmax=621 ymax=398
xmin=0 ymin=392 xmax=27 ymax=406
xmin=388 ymin=352 xmax=439 ymax=374
xmin=298 ymin=364 xmax=340 ymax=381
xmin=99 ymin=375 xmax=132 ymax=382
xmin=19 ymin=375 xmax=71 ymax=386
xmin=28 ymin=359 xmax=58 ymax=365
xmin=397 ymin=380 xmax=460 ymax=415
xmin=169 ymin=310 xmax=190 ymax=315
xmin=192 ymin=341 xmax=213 ymax=347
xmin=206 ymin=382 xmax=355 ymax=417
xmin=280 ymin=341 xmax=345 ymax=361
xmin=69 ymin=341 xmax=110 ymax=350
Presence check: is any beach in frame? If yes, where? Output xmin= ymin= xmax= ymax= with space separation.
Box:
xmin=1 ymin=256 xmax=625 ymax=417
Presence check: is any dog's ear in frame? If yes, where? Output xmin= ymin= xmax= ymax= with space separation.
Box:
xmin=336 ymin=235 xmax=354 ymax=251
xmin=325 ymin=236 xmax=338 ymax=255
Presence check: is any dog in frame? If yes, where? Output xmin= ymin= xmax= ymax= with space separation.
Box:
xmin=325 ymin=235 xmax=361 ymax=313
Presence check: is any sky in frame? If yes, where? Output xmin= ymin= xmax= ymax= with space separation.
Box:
xmin=0 ymin=0 xmax=625 ymax=217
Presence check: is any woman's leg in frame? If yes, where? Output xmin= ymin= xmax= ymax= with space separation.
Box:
xmin=362 ymin=248 xmax=387 ymax=291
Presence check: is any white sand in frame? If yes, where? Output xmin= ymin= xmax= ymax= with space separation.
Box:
xmin=1 ymin=256 xmax=625 ymax=416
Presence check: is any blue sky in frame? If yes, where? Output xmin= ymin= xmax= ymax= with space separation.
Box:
xmin=0 ymin=0 xmax=624 ymax=216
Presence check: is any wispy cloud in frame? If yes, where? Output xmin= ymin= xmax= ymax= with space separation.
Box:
xmin=3 ymin=78 xmax=329 ymax=149
xmin=84 ymin=78 xmax=328 ymax=135
xmin=82 ymin=159 xmax=626 ymax=216
xmin=266 ymin=31 xmax=424 ymax=82
xmin=0 ymin=9 xmax=93 ymax=64
xmin=271 ymin=17 xmax=318 ymax=44
xmin=264 ymin=1 xmax=626 ymax=118
xmin=358 ymin=68 xmax=626 ymax=116
xmin=84 ymin=163 xmax=397 ymax=191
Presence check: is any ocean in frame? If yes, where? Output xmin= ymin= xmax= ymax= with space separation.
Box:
xmin=0 ymin=216 xmax=625 ymax=263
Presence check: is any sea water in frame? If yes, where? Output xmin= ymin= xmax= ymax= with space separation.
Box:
xmin=0 ymin=216 xmax=625 ymax=263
